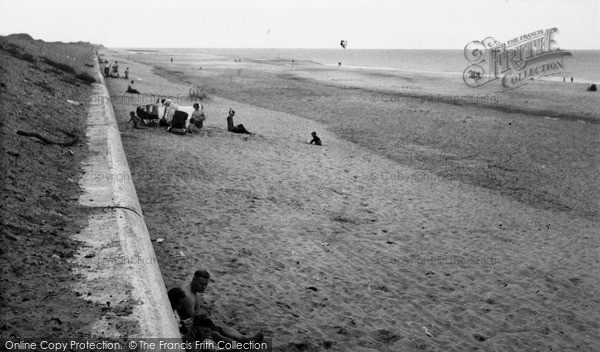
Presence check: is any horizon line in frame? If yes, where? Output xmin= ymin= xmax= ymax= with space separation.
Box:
xmin=107 ymin=46 xmax=600 ymax=51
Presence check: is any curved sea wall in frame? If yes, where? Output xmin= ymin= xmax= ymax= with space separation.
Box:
xmin=72 ymin=54 xmax=182 ymax=346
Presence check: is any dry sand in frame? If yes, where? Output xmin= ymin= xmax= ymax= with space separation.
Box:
xmin=104 ymin=50 xmax=599 ymax=351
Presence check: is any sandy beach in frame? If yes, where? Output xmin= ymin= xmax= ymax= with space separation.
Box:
xmin=98 ymin=49 xmax=600 ymax=352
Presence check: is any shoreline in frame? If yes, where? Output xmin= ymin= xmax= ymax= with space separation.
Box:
xmin=113 ymin=47 xmax=600 ymax=84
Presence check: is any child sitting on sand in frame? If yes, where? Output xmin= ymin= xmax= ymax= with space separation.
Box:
xmin=188 ymin=118 xmax=201 ymax=134
xmin=309 ymin=131 xmax=322 ymax=145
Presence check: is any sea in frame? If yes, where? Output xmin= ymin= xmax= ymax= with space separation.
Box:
xmin=134 ymin=48 xmax=600 ymax=84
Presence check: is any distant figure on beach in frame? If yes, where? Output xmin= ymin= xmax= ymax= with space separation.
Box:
xmin=126 ymin=80 xmax=140 ymax=94
xmin=128 ymin=111 xmax=144 ymax=129
xmin=571 ymin=77 xmax=574 ymax=83
xmin=338 ymin=62 xmax=341 ymax=67
xmin=309 ymin=131 xmax=322 ymax=145
xmin=112 ymin=61 xmax=120 ymax=77
xmin=104 ymin=62 xmax=111 ymax=77
xmin=172 ymin=270 xmax=264 ymax=344
xmin=226 ymin=109 xmax=252 ymax=134
xmin=124 ymin=67 xmax=129 ymax=79
xmin=563 ymin=77 xmax=565 ymax=82
xmin=171 ymin=57 xmax=173 ymax=62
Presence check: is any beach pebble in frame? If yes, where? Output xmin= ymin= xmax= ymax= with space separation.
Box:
xmin=473 ymin=333 xmax=487 ymax=342
xmin=156 ymin=238 xmax=164 ymax=243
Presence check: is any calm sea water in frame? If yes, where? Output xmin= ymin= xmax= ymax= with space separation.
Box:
xmin=144 ymin=48 xmax=600 ymax=83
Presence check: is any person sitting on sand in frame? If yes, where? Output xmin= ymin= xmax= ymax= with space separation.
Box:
xmin=112 ymin=61 xmax=120 ymax=77
xmin=309 ymin=131 xmax=322 ymax=145
xmin=168 ymin=287 xmax=186 ymax=311
xmin=162 ymin=99 xmax=179 ymax=124
xmin=226 ymin=109 xmax=252 ymax=135
xmin=191 ymin=103 xmax=206 ymax=130
xmin=175 ymin=270 xmax=263 ymax=343
xmin=168 ymin=287 xmax=189 ymax=334
xmin=128 ymin=111 xmax=144 ymax=129
xmin=126 ymin=80 xmax=140 ymax=94
xmin=188 ymin=119 xmax=201 ymax=134
xmin=183 ymin=311 xmax=263 ymax=351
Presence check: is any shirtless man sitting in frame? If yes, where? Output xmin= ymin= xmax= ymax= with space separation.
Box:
xmin=172 ymin=270 xmax=263 ymax=344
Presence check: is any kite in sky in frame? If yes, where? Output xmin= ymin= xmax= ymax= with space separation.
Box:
xmin=340 ymin=40 xmax=348 ymax=49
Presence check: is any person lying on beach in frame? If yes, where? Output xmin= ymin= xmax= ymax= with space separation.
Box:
xmin=126 ymin=80 xmax=140 ymax=94
xmin=128 ymin=111 xmax=144 ymax=129
xmin=176 ymin=270 xmax=263 ymax=343
xmin=226 ymin=109 xmax=252 ymax=135
xmin=309 ymin=131 xmax=322 ymax=145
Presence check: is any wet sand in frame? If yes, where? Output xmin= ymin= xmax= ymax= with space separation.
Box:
xmin=104 ymin=49 xmax=599 ymax=352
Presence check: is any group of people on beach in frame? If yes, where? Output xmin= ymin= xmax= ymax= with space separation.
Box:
xmin=128 ymin=101 xmax=323 ymax=144
xmin=168 ymin=270 xmax=264 ymax=351
xmin=102 ymin=59 xmax=130 ymax=80
xmin=127 ymin=99 xmax=247 ymax=136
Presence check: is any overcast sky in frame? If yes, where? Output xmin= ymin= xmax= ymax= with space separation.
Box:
xmin=0 ymin=0 xmax=598 ymax=49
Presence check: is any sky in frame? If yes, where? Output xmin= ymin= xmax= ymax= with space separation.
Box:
xmin=0 ymin=0 xmax=598 ymax=49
